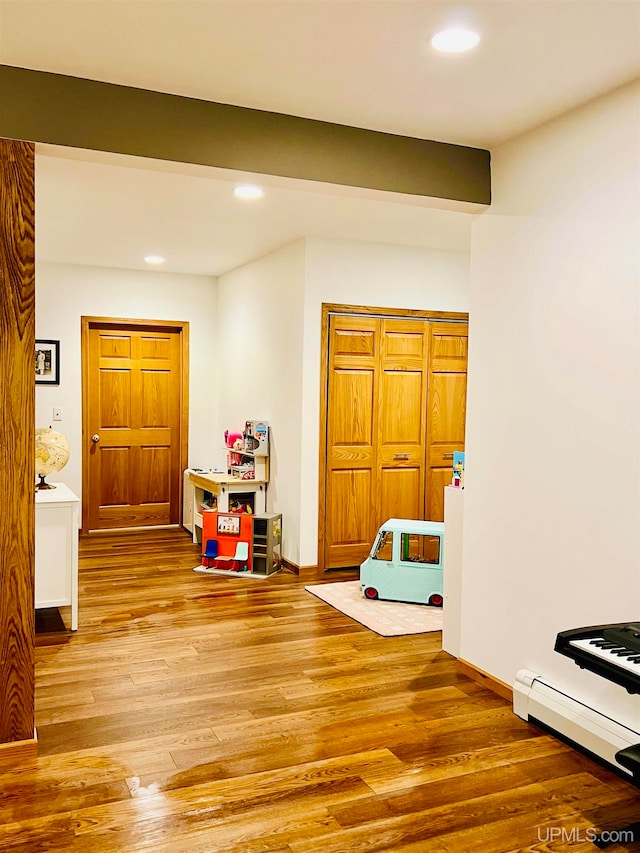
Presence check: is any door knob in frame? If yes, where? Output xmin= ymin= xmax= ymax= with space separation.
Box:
xmin=92 ymin=434 xmax=100 ymax=443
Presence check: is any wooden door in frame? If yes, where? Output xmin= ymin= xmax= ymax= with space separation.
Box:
xmin=82 ymin=319 xmax=188 ymax=532
xmin=323 ymin=315 xmax=428 ymax=569
xmin=425 ymin=323 xmax=468 ymax=521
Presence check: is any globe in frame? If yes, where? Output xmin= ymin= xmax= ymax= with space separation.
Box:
xmin=35 ymin=427 xmax=70 ymax=490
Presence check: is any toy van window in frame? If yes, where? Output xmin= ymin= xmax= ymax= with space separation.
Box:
xmin=372 ymin=531 xmax=393 ymax=561
xmin=401 ymin=533 xmax=440 ymax=565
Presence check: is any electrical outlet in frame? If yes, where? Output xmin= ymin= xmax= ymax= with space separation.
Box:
xmin=53 ymin=407 xmax=63 ymax=421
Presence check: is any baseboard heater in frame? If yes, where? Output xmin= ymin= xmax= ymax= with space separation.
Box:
xmin=514 ymin=669 xmax=640 ymax=778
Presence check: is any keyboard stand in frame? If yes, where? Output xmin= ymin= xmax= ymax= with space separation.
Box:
xmin=593 ymin=744 xmax=640 ymax=848
xmin=554 ymin=624 xmax=640 ymax=847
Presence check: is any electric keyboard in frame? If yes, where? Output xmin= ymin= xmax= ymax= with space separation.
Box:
xmin=555 ymin=622 xmax=640 ymax=695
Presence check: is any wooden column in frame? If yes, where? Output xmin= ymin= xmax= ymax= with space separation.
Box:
xmin=0 ymin=138 xmax=36 ymax=762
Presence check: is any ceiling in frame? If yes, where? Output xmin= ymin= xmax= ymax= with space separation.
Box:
xmin=35 ymin=147 xmax=480 ymax=276
xmin=2 ymin=0 xmax=638 ymax=276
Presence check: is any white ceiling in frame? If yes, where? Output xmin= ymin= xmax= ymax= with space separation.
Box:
xmin=3 ymin=0 xmax=638 ymax=148
xmin=35 ymin=147 xmax=480 ymax=276
xmin=2 ymin=0 xmax=639 ymax=276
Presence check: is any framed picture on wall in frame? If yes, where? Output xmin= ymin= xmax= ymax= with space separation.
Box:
xmin=35 ymin=339 xmax=60 ymax=385
xmin=217 ymin=514 xmax=241 ymax=535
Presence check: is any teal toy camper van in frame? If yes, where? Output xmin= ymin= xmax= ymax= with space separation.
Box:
xmin=360 ymin=518 xmax=444 ymax=606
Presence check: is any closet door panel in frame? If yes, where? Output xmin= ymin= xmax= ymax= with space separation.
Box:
xmin=380 ymin=467 xmax=422 ymax=523
xmin=426 ymin=323 xmax=468 ymax=522
xmin=325 ymin=316 xmax=380 ymax=567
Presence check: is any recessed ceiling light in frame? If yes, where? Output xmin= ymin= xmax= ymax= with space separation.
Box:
xmin=233 ymin=185 xmax=264 ymax=200
xmin=431 ymin=27 xmax=480 ymax=53
xmin=144 ymin=255 xmax=165 ymax=265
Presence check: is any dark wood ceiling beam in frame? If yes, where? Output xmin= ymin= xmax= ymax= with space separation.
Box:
xmin=0 ymin=65 xmax=491 ymax=205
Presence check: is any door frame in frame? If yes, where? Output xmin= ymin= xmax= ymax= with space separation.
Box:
xmin=80 ymin=316 xmax=190 ymax=534
xmin=317 ymin=303 xmax=468 ymax=573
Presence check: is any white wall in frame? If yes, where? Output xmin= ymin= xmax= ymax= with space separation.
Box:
xmin=215 ymin=236 xmax=470 ymax=567
xmin=462 ymin=81 xmax=640 ymax=727
xmin=300 ymin=237 xmax=470 ymax=566
xmin=35 ymin=262 xmax=218 ymax=516
xmin=215 ymin=241 xmax=307 ymax=564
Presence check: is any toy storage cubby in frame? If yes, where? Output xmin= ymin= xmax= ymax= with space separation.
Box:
xmin=251 ymin=513 xmax=282 ymax=575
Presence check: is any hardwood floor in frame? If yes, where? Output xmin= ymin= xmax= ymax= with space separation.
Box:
xmin=2 ymin=527 xmax=638 ymax=851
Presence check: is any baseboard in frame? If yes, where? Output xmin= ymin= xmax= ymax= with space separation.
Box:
xmin=457 ymin=658 xmax=513 ymax=702
xmin=0 ymin=735 xmax=38 ymax=768
xmin=282 ymin=558 xmax=302 ymax=576
xmin=513 ymin=669 xmax=640 ymax=777
xmin=297 ymin=563 xmax=325 ymax=580
xmin=289 ymin=562 xmax=363 ymax=581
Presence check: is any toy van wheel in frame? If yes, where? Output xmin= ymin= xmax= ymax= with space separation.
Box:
xmin=364 ymin=587 xmax=379 ymax=600
xmin=428 ymin=593 xmax=443 ymax=607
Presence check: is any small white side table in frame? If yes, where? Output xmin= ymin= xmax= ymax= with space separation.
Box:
xmin=35 ymin=483 xmax=80 ymax=631
xmin=442 ymin=485 xmax=464 ymax=658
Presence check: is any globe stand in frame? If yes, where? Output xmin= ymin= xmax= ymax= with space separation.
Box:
xmin=35 ymin=474 xmax=56 ymax=491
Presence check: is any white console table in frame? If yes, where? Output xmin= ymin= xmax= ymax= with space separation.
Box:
xmin=35 ymin=483 xmax=80 ymax=631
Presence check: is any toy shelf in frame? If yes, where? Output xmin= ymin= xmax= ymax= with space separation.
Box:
xmin=185 ymin=471 xmax=267 ymax=544
xmin=187 ymin=422 xmax=271 ymax=544
xmin=225 ymin=451 xmax=269 ymax=481
xmin=194 ymin=511 xmax=282 ymax=577
xmin=225 ymin=423 xmax=270 ymax=481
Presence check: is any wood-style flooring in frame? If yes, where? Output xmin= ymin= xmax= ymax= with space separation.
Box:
xmin=2 ymin=527 xmax=639 ymax=852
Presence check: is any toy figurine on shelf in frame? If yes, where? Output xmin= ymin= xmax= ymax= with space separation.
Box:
xmin=452 ymin=451 xmax=465 ymax=488
xmin=224 ymin=430 xmax=244 ymax=450
xmin=229 ymin=499 xmax=253 ymax=514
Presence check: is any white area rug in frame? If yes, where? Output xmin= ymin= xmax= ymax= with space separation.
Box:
xmin=305 ymin=580 xmax=443 ymax=637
